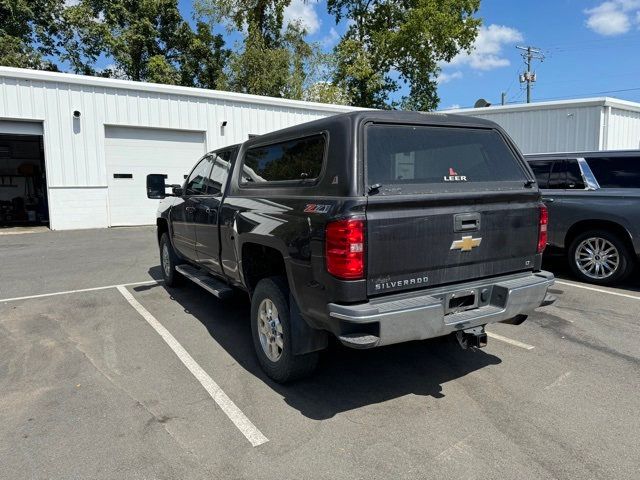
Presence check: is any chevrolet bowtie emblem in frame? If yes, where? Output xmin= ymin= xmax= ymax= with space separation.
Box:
xmin=450 ymin=236 xmax=482 ymax=252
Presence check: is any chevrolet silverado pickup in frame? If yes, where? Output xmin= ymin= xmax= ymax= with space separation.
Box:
xmin=147 ymin=111 xmax=555 ymax=382
xmin=526 ymin=150 xmax=640 ymax=285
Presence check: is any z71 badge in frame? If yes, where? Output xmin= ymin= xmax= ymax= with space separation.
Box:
xmin=304 ymin=204 xmax=332 ymax=214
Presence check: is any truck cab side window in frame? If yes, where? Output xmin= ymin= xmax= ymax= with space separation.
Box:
xmin=529 ymin=160 xmax=552 ymax=188
xmin=206 ymin=150 xmax=233 ymax=195
xmin=548 ymin=160 xmax=567 ymax=189
xmin=185 ymin=156 xmax=213 ymax=196
xmin=565 ymin=159 xmax=585 ymax=189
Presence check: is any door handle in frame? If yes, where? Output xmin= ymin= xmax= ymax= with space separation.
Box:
xmin=542 ymin=197 xmax=555 ymax=203
xmin=185 ymin=206 xmax=196 ymax=213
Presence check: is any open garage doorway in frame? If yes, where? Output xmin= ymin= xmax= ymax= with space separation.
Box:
xmin=0 ymin=121 xmax=49 ymax=229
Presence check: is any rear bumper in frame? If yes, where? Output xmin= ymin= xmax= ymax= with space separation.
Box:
xmin=327 ymin=271 xmax=554 ymax=348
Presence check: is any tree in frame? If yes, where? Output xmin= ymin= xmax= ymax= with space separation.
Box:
xmin=0 ymin=0 xmax=66 ymax=69
xmin=304 ymin=82 xmax=351 ymax=105
xmin=328 ymin=0 xmax=481 ymax=110
xmin=62 ymin=0 xmax=228 ymax=88
xmin=197 ymin=0 xmax=324 ymax=99
xmin=178 ymin=21 xmax=230 ymax=89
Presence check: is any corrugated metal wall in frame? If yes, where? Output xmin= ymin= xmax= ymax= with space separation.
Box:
xmin=607 ymin=108 xmax=640 ymax=150
xmin=0 ymin=71 xmax=355 ymax=229
xmin=462 ymin=106 xmax=602 ymax=154
xmin=0 ymin=75 xmax=341 ymax=188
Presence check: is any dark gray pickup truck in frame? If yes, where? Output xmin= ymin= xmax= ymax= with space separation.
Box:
xmin=147 ymin=111 xmax=555 ymax=382
xmin=526 ymin=150 xmax=640 ymax=285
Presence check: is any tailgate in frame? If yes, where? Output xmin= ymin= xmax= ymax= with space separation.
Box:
xmin=365 ymin=195 xmax=540 ymax=295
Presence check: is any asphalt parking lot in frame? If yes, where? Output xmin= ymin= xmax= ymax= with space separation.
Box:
xmin=1 ymin=227 xmax=639 ymax=480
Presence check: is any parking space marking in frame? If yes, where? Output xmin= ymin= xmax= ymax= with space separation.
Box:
xmin=0 ymin=280 xmax=161 ymax=304
xmin=486 ymin=332 xmax=535 ymax=350
xmin=116 ymin=285 xmax=269 ymax=447
xmin=556 ymin=280 xmax=640 ymax=301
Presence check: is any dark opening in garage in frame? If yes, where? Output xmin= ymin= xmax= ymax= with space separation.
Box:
xmin=0 ymin=133 xmax=49 ymax=227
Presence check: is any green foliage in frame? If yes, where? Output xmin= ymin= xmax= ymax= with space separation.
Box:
xmin=0 ymin=0 xmax=65 ymax=69
xmin=62 ymin=0 xmax=229 ymax=87
xmin=198 ymin=0 xmax=319 ymax=100
xmin=329 ymin=0 xmax=481 ymax=110
xmin=304 ymin=82 xmax=351 ymax=105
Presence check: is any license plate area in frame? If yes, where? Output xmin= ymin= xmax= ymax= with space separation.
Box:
xmin=444 ymin=289 xmax=478 ymax=315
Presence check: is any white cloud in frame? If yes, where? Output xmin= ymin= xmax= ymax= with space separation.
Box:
xmin=437 ymin=71 xmax=463 ymax=84
xmin=64 ymin=0 xmax=80 ymax=6
xmin=446 ymin=24 xmax=524 ymax=71
xmin=321 ymin=27 xmax=340 ymax=48
xmin=284 ymin=0 xmax=321 ymax=35
xmin=448 ymin=104 xmax=461 ymax=109
xmin=585 ymin=0 xmax=640 ymax=36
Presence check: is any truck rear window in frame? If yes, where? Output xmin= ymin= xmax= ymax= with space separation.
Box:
xmin=366 ymin=124 xmax=527 ymax=194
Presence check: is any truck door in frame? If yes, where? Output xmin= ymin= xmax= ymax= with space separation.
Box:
xmin=170 ymin=154 xmax=213 ymax=261
xmin=194 ymin=148 xmax=235 ymax=275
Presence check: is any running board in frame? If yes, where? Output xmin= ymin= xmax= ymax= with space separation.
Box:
xmin=175 ymin=264 xmax=233 ymax=299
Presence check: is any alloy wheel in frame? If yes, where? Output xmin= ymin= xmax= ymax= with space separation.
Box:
xmin=574 ymin=237 xmax=620 ymax=280
xmin=257 ymin=298 xmax=284 ymax=362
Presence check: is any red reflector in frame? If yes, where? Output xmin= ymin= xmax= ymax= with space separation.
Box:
xmin=538 ymin=204 xmax=548 ymax=253
xmin=326 ymin=219 xmax=365 ymax=280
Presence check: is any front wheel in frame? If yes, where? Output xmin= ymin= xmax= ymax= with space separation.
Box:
xmin=159 ymin=232 xmax=183 ymax=287
xmin=250 ymin=277 xmax=318 ymax=383
xmin=568 ymin=230 xmax=634 ymax=285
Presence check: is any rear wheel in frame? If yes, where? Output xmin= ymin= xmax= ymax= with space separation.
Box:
xmin=251 ymin=277 xmax=318 ymax=383
xmin=568 ymin=230 xmax=634 ymax=285
xmin=159 ymin=232 xmax=182 ymax=287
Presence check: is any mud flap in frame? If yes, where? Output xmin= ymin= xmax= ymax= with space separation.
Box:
xmin=289 ymin=293 xmax=328 ymax=355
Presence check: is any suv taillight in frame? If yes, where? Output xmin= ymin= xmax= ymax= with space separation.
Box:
xmin=326 ymin=219 xmax=365 ymax=280
xmin=538 ymin=204 xmax=548 ymax=253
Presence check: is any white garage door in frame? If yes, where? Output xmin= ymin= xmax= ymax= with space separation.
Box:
xmin=105 ymin=127 xmax=206 ymax=226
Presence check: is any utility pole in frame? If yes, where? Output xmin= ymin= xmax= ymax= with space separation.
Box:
xmin=516 ymin=45 xmax=544 ymax=103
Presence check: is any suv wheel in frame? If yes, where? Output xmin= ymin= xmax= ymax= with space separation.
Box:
xmin=251 ymin=277 xmax=318 ymax=383
xmin=568 ymin=230 xmax=634 ymax=285
xmin=159 ymin=232 xmax=182 ymax=287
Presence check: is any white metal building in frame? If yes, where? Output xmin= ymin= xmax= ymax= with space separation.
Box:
xmin=0 ymin=67 xmax=358 ymax=230
xmin=441 ymin=97 xmax=640 ymax=155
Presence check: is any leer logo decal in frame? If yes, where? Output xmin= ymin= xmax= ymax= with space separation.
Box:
xmin=450 ymin=235 xmax=482 ymax=252
xmin=443 ymin=167 xmax=467 ymax=182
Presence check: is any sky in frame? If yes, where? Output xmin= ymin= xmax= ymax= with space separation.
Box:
xmin=183 ymin=0 xmax=640 ymax=109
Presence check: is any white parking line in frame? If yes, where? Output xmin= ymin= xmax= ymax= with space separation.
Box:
xmin=0 ymin=280 xmax=161 ymax=304
xmin=486 ymin=332 xmax=535 ymax=350
xmin=555 ymin=280 xmax=640 ymax=301
xmin=116 ymin=285 xmax=268 ymax=447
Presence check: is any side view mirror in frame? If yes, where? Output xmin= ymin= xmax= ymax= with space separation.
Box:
xmin=147 ymin=174 xmax=168 ymax=199
xmin=147 ymin=175 xmax=184 ymax=199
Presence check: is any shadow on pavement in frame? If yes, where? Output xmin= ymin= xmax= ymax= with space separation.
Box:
xmin=138 ymin=269 xmax=502 ymax=420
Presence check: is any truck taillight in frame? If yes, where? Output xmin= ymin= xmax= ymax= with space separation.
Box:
xmin=326 ymin=219 xmax=365 ymax=280
xmin=538 ymin=204 xmax=548 ymax=253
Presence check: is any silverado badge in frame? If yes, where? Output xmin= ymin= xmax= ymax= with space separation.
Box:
xmin=450 ymin=236 xmax=482 ymax=252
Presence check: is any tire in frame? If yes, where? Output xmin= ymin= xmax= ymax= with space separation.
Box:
xmin=250 ymin=277 xmax=319 ymax=383
xmin=159 ymin=232 xmax=183 ymax=287
xmin=568 ymin=229 xmax=634 ymax=285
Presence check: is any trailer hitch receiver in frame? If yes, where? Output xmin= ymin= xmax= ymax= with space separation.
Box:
xmin=455 ymin=326 xmax=488 ymax=349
